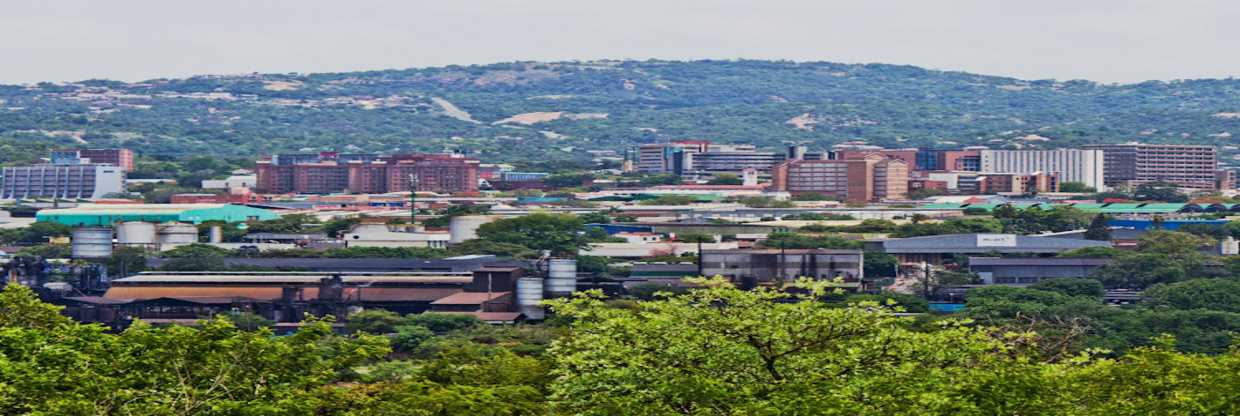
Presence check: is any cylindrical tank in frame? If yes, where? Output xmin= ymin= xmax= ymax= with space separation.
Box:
xmin=516 ymin=277 xmax=546 ymax=320
xmin=116 ymin=221 xmax=157 ymax=246
xmin=449 ymin=215 xmax=497 ymax=244
xmin=71 ymin=227 xmax=113 ymax=259
xmin=546 ymin=258 xmax=578 ymax=296
xmin=157 ymin=223 xmax=199 ymax=250
xmin=209 ymin=225 xmax=224 ymax=243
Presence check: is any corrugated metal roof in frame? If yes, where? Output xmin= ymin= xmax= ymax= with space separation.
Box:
xmin=430 ymin=291 xmax=511 ymax=305
xmin=113 ymin=274 xmax=473 ymax=284
xmin=883 ymin=234 xmax=1110 ymax=253
xmin=103 ymin=286 xmax=462 ymax=302
xmin=967 ymin=257 xmax=1113 ymax=266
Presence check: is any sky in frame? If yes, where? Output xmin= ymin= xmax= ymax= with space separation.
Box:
xmin=3 ymin=0 xmax=1239 ymax=84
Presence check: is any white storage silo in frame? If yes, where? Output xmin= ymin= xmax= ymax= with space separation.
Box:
xmin=449 ymin=215 xmax=498 ymax=244
xmin=71 ymin=227 xmax=113 ymax=259
xmin=116 ymin=222 xmax=157 ymax=247
xmin=157 ymin=223 xmax=199 ymax=250
xmin=546 ymin=258 xmax=578 ymax=296
xmin=516 ymin=277 xmax=546 ymax=320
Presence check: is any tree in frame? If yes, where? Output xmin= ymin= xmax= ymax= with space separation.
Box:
xmin=1133 ymin=181 xmax=1188 ymax=203
xmin=576 ymin=211 xmax=611 ymax=224
xmin=226 ymin=311 xmax=275 ymax=331
xmin=475 ymin=213 xmax=590 ymax=256
xmin=0 ymin=221 xmax=71 ymax=245
xmin=406 ymin=313 xmax=481 ymax=333
xmin=447 ymin=239 xmax=539 ymax=259
xmin=105 ymin=246 xmax=148 ymax=277
xmin=546 ymin=278 xmax=1067 ymax=415
xmin=0 ymin=284 xmax=71 ymax=329
xmin=345 ymin=309 xmax=409 ymax=334
xmin=544 ymin=172 xmax=594 ymax=188
xmin=1143 ymin=279 xmax=1240 ymax=313
xmin=392 ymin=324 xmax=435 ymax=352
xmin=758 ymin=232 xmax=862 ymax=250
xmin=159 ymin=243 xmax=230 ymax=271
xmin=706 ymin=173 xmax=742 ymax=185
xmin=1029 ymin=277 xmax=1105 ymax=299
xmin=1084 ymin=214 xmax=1112 ymax=241
xmin=862 ymin=250 xmax=899 ymax=278
xmin=1059 ymin=182 xmax=1096 ymax=193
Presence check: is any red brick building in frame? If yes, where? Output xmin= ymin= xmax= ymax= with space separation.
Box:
xmin=256 ymin=153 xmax=479 ymax=195
xmin=771 ymin=154 xmax=909 ymax=202
xmin=78 ymin=148 xmax=135 ymax=172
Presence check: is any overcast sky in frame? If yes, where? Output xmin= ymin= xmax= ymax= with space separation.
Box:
xmin=3 ymin=0 xmax=1238 ymax=84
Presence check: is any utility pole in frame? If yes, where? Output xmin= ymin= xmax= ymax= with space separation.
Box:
xmin=408 ymin=172 xmax=419 ymax=225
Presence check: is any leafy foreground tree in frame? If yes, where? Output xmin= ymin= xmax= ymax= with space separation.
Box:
xmin=546 ymin=278 xmax=1240 ymax=415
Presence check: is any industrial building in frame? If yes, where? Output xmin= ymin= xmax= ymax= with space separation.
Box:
xmin=1084 ymin=143 xmax=1219 ymax=190
xmin=978 ymin=149 xmax=1106 ymax=190
xmin=37 ymin=203 xmax=279 ymax=226
xmin=880 ymin=233 xmax=1112 ymax=265
xmin=700 ymin=249 xmax=864 ymax=287
xmin=967 ymin=257 xmax=1113 ymax=285
xmin=57 ymin=258 xmax=573 ymax=326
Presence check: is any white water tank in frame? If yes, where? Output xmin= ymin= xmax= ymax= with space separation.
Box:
xmin=209 ymin=225 xmax=224 ymax=243
xmin=449 ymin=215 xmax=498 ymax=244
xmin=71 ymin=227 xmax=113 ymax=259
xmin=516 ymin=277 xmax=546 ymax=320
xmin=157 ymin=223 xmax=199 ymax=249
xmin=116 ymin=221 xmax=157 ymax=246
xmin=546 ymin=258 xmax=578 ymax=296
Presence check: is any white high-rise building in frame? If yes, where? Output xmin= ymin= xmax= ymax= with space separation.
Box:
xmin=979 ymin=149 xmax=1105 ymax=190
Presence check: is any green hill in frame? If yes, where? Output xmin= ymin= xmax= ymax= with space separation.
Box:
xmin=2 ymin=59 xmax=1239 ymax=166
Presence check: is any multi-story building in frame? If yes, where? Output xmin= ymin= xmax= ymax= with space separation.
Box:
xmin=0 ymin=164 xmax=125 ymax=200
xmin=979 ymin=149 xmax=1105 ymax=190
xmin=1217 ymin=170 xmax=1237 ymax=190
xmin=636 ymin=141 xmax=710 ymax=174
xmin=956 ymin=172 xmax=1060 ymax=195
xmin=770 ymin=154 xmax=909 ymax=202
xmin=637 ymin=141 xmax=785 ymax=178
xmin=77 ymin=148 xmax=135 ymax=172
xmin=915 ymin=149 xmax=982 ymax=172
xmin=1085 ymin=143 xmax=1218 ymax=190
xmin=255 ymin=153 xmax=479 ymax=194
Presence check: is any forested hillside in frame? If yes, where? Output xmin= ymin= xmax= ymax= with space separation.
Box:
xmin=2 ymin=60 xmax=1240 ymax=165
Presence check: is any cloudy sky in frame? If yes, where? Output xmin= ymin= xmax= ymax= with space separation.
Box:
xmin=3 ymin=0 xmax=1238 ymax=84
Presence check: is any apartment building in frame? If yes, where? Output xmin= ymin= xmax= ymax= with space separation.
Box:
xmin=255 ymin=153 xmax=479 ymax=194
xmin=0 ymin=164 xmax=125 ymax=200
xmin=1085 ymin=143 xmax=1218 ymax=190
xmin=771 ymin=154 xmax=909 ymax=202
xmin=979 ymin=149 xmax=1105 ymax=190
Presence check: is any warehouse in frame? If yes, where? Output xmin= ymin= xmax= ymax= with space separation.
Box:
xmin=36 ymin=203 xmax=279 ymax=226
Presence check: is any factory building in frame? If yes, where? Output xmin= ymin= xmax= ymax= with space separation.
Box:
xmin=700 ymin=249 xmax=864 ymax=288
xmin=37 ymin=203 xmax=279 ymax=226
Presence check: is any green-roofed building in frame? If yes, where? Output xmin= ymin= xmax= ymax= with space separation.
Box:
xmin=36 ymin=204 xmax=279 ymax=226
